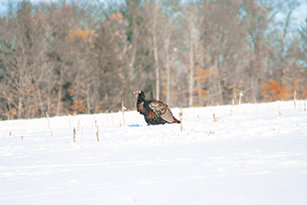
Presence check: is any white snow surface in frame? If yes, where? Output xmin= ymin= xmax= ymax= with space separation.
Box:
xmin=1 ymin=101 xmax=307 ymax=205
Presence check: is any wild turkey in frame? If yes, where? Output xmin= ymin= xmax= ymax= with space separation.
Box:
xmin=134 ymin=90 xmax=180 ymax=125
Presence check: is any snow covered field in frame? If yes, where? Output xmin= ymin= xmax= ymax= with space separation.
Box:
xmin=1 ymin=100 xmax=307 ymax=205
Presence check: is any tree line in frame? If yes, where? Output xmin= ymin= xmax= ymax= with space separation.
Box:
xmin=0 ymin=0 xmax=306 ymax=120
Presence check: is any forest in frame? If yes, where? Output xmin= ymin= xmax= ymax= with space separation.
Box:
xmin=0 ymin=0 xmax=307 ymax=120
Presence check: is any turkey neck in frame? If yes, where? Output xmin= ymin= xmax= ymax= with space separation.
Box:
xmin=136 ymin=93 xmax=146 ymax=114
xmin=137 ymin=93 xmax=145 ymax=104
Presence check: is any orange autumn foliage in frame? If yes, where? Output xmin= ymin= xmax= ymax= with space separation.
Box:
xmin=110 ymin=12 xmax=123 ymax=20
xmin=95 ymin=101 xmax=105 ymax=113
xmin=70 ymin=100 xmax=87 ymax=114
xmin=261 ymin=80 xmax=292 ymax=101
xmin=227 ymin=80 xmax=243 ymax=99
xmin=195 ymin=69 xmax=212 ymax=82
xmin=68 ymin=28 xmax=95 ymax=43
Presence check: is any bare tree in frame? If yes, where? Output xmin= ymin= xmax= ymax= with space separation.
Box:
xmin=1 ymin=0 xmax=307 ymax=120
xmin=0 ymin=2 xmax=51 ymax=118
xmin=142 ymin=1 xmax=164 ymax=100
xmin=181 ymin=3 xmax=206 ymax=107
xmin=240 ymin=0 xmax=279 ymax=102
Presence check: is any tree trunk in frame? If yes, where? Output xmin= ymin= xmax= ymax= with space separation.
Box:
xmin=86 ymin=84 xmax=90 ymax=114
xmin=153 ymin=21 xmax=160 ymax=100
xmin=214 ymin=56 xmax=223 ymax=105
xmin=251 ymin=76 xmax=258 ymax=103
xmin=56 ymin=68 xmax=63 ymax=116
xmin=37 ymin=88 xmax=44 ymax=117
xmin=188 ymin=28 xmax=194 ymax=107
xmin=165 ymin=37 xmax=171 ymax=106
xmin=18 ymin=96 xmax=22 ymax=119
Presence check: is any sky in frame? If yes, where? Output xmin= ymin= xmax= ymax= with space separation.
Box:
xmin=292 ymin=1 xmax=307 ymax=26
xmin=0 ymin=0 xmax=306 ymax=28
xmin=280 ymin=1 xmax=307 ymax=28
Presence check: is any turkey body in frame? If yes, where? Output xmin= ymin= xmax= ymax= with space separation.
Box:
xmin=135 ymin=90 xmax=180 ymax=125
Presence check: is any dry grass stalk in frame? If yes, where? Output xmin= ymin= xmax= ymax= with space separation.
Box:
xmin=46 ymin=111 xmax=53 ymax=136
xmin=179 ymin=107 xmax=183 ymax=132
xmin=208 ymin=131 xmax=214 ymax=135
xmin=278 ymin=107 xmax=283 ymax=116
xmin=294 ymin=90 xmax=297 ymax=109
xmin=213 ymin=114 xmax=219 ymax=122
xmin=122 ymin=101 xmax=126 ymax=125
xmin=95 ymin=120 xmax=99 ymax=141
xmin=73 ymin=128 xmax=76 ymax=142
xmin=238 ymin=91 xmax=243 ymax=105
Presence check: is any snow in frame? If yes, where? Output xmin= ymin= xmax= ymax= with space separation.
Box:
xmin=1 ymin=100 xmax=307 ymax=204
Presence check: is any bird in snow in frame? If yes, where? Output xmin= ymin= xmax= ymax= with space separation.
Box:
xmin=134 ymin=90 xmax=180 ymax=125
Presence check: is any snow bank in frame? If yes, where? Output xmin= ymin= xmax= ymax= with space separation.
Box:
xmin=1 ymin=101 xmax=307 ymax=204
